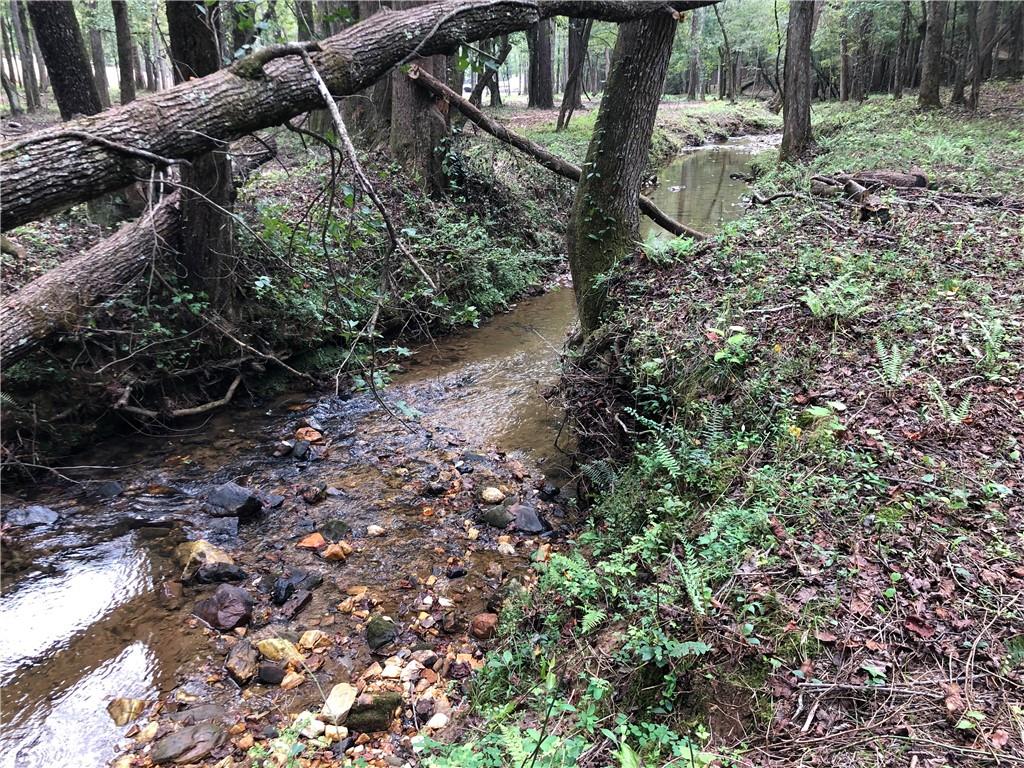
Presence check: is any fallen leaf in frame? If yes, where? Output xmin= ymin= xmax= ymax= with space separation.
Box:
xmin=904 ymin=615 xmax=936 ymax=639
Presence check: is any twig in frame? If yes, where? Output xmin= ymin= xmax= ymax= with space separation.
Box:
xmin=116 ymin=374 xmax=243 ymax=419
xmin=796 ymin=681 xmax=945 ymax=700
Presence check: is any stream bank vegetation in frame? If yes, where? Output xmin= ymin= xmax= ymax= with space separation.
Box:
xmin=441 ymin=87 xmax=1022 ymax=767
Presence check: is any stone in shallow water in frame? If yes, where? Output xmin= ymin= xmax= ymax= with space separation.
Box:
xmin=321 ymin=682 xmax=358 ymax=725
xmin=258 ymin=662 xmax=286 ymax=685
xmin=480 ymin=507 xmax=513 ymax=528
xmin=365 ymin=615 xmax=398 ymax=651
xmin=320 ymin=518 xmax=352 ymax=542
xmin=193 ymin=584 xmax=253 ymax=630
xmin=4 ymin=505 xmax=59 ymax=527
xmin=225 ymin=639 xmax=259 ymax=685
xmin=206 ymin=482 xmax=262 ymax=518
xmin=256 ymin=638 xmax=304 ymax=664
xmin=345 ymin=692 xmax=403 ymax=733
xmin=106 ymin=697 xmax=148 ymax=726
xmin=150 ymin=723 xmax=226 ymax=764
xmin=511 ymin=503 xmax=546 ymax=533
xmin=175 ymin=540 xmax=233 ymax=582
xmin=480 ymin=487 xmax=505 ymax=504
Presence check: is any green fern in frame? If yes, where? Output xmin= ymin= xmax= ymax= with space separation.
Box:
xmin=701 ymin=405 xmax=727 ymax=452
xmin=581 ymin=459 xmax=617 ymax=492
xmin=580 ymin=608 xmax=607 ymax=635
xmin=672 ymin=545 xmax=708 ymax=616
xmin=875 ymin=336 xmax=910 ymax=387
xmin=647 ymin=437 xmax=682 ymax=480
xmin=927 ymin=381 xmax=972 ymax=426
xmin=498 ymin=724 xmax=530 ymax=766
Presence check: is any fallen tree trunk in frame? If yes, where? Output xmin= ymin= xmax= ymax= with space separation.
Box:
xmin=0 ymin=193 xmax=181 ymax=365
xmin=837 ymin=169 xmax=927 ymax=189
xmin=409 ymin=65 xmax=707 ymax=239
xmin=1 ymin=0 xmax=716 ymax=230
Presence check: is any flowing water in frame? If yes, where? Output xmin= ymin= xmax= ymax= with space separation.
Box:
xmin=0 ymin=136 xmax=775 ymax=768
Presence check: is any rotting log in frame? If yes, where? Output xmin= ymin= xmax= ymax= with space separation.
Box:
xmin=0 ymin=193 xmax=181 ymax=365
xmin=838 ymin=170 xmax=927 ymax=189
xmin=408 ymin=65 xmax=707 ymax=240
xmin=1 ymin=0 xmax=718 ymax=231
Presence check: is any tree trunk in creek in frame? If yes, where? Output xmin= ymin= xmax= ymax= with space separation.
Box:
xmin=567 ymin=7 xmax=677 ymax=335
xmin=527 ymin=18 xmax=553 ymax=108
xmin=919 ymin=0 xmax=947 ymax=109
xmin=111 ymin=0 xmax=135 ymax=104
xmin=10 ymin=0 xmax=40 ymax=110
xmin=87 ymin=1 xmax=111 ymax=108
xmin=26 ymin=0 xmax=102 ymax=120
xmin=167 ymin=0 xmax=236 ymax=312
xmin=1 ymin=0 xmax=720 ymax=231
xmin=781 ymin=0 xmax=816 ymax=162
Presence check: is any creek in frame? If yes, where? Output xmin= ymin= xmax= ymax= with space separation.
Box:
xmin=0 ymin=134 xmax=776 ymax=768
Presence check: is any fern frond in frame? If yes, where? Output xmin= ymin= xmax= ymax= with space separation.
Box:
xmin=581 ymin=608 xmax=607 ymax=635
xmin=581 ymin=459 xmax=618 ymax=492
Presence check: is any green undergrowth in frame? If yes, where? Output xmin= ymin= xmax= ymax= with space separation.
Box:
xmin=431 ymin=94 xmax=1022 ymax=766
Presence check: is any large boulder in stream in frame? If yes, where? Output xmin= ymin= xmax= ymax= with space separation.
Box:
xmin=193 ymin=584 xmax=253 ymax=630
xmin=206 ymin=482 xmax=262 ymax=518
xmin=150 ymin=723 xmax=226 ymax=764
xmin=4 ymin=505 xmax=59 ymax=527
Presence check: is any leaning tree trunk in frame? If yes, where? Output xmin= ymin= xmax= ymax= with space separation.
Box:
xmin=527 ymin=18 xmax=554 ymax=107
xmin=780 ymin=0 xmax=816 ymax=162
xmin=1 ymin=0 xmax=719 ymax=231
xmin=2 ymin=17 xmax=16 ymax=90
xmin=87 ymin=1 xmax=111 ymax=108
xmin=918 ymin=0 xmax=948 ymax=109
xmin=26 ymin=0 xmax=102 ymax=120
xmin=556 ymin=19 xmax=591 ymax=130
xmin=567 ymin=7 xmax=677 ymax=334
xmin=166 ymin=0 xmax=236 ymax=312
xmin=469 ymin=35 xmax=512 ymax=107
xmin=0 ymin=194 xmax=180 ymax=364
xmin=1 ymin=69 xmax=22 ymax=114
xmin=10 ymin=0 xmax=40 ymax=110
xmin=111 ymin=0 xmax=135 ymax=104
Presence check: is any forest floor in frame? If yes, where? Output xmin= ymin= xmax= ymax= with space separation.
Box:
xmin=427 ymin=85 xmax=1024 ymax=767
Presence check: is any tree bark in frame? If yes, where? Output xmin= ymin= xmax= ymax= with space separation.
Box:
xmin=111 ymin=0 xmax=135 ymax=104
xmin=295 ymin=0 xmax=316 ymax=41
xmin=556 ymin=19 xmax=591 ymax=129
xmin=2 ymin=17 xmax=17 ymax=91
xmin=712 ymin=5 xmax=733 ymax=102
xmin=951 ymin=0 xmax=976 ymax=105
xmin=10 ymin=1 xmax=39 ymax=110
xmin=781 ymin=0 xmax=815 ymax=162
xmin=391 ymin=52 xmax=448 ymax=193
xmin=567 ymin=7 xmax=677 ymax=334
xmin=839 ymin=33 xmax=850 ymax=100
xmin=26 ymin=1 xmax=102 ymax=120
xmin=1 ymin=0 xmax=718 ymax=231
xmin=893 ymin=0 xmax=910 ymax=99
xmin=687 ymin=7 xmax=700 ymax=100
xmin=527 ymin=18 xmax=554 ymax=107
xmin=0 ymin=194 xmax=180 ymax=365
xmin=87 ymin=1 xmax=111 ymax=108
xmin=167 ymin=0 xmax=236 ymax=311
xmin=469 ymin=35 xmax=511 ymax=107
xmin=410 ymin=64 xmax=702 ymax=239
xmin=918 ymin=0 xmax=947 ymax=109
xmin=1 ymin=68 xmax=22 ymax=114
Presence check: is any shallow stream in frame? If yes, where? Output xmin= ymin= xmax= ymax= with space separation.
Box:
xmin=0 ymin=135 xmax=775 ymax=768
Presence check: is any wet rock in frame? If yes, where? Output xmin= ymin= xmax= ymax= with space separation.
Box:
xmin=365 ymin=615 xmax=398 ymax=651
xmin=300 ymin=484 xmax=327 ymax=504
xmin=193 ymin=584 xmax=253 ymax=630
xmin=92 ymin=480 xmax=124 ymax=498
xmin=194 ymin=562 xmax=247 ymax=584
xmin=206 ymin=482 xmax=262 ymax=518
xmin=511 ymin=503 xmax=546 ymax=533
xmin=166 ymin=704 xmax=226 ymax=724
xmin=175 ymin=540 xmax=234 ymax=582
xmin=425 ymin=482 xmax=447 ymax=496
xmin=411 ymin=649 xmax=438 ymax=669
xmin=299 ymin=416 xmax=325 ymax=432
xmin=497 ymin=535 xmax=516 ymax=556
xmin=480 ymin=487 xmax=505 ymax=504
xmin=279 ymin=588 xmax=312 ymax=619
xmin=265 ymin=494 xmax=286 ymax=509
xmin=281 ymin=670 xmax=305 ymax=690
xmin=445 ymin=564 xmax=467 ymax=579
xmin=321 ymin=542 xmax=352 ymax=561
xmin=150 ymin=723 xmax=226 ymax=764
xmin=295 ymin=426 xmax=323 ymax=443
xmin=225 ymin=640 xmax=259 ymax=685
xmin=480 ymin=507 xmax=513 ymax=528
xmin=203 ymin=516 xmax=238 ymax=540
xmin=106 ymin=697 xmax=148 ymax=726
xmin=256 ymin=638 xmax=304 ymax=664
xmin=414 ymin=698 xmax=435 ymax=719
xmin=273 ymin=440 xmax=294 ymax=457
xmin=272 ymin=568 xmax=322 ymax=605
xmin=366 ymin=524 xmax=386 ymax=537
xmin=321 ymin=682 xmax=358 ymax=725
xmin=159 ymin=580 xmax=184 ymax=609
xmin=538 ymin=482 xmax=560 ymax=501
xmin=299 ymin=629 xmax=329 ymax=650
xmin=345 ymin=692 xmax=403 ymax=733
xmin=320 ymin=519 xmax=352 ymax=542
xmin=258 ymin=662 xmax=286 ymax=685
xmin=4 ymin=505 xmax=59 ymax=527
xmin=291 ymin=440 xmax=310 ymax=460
xmin=297 ymin=532 xmax=326 ymax=549
xmin=470 ymin=613 xmax=499 ymax=640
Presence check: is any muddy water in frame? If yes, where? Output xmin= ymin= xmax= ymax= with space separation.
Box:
xmin=0 ymin=137 xmax=772 ymax=768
